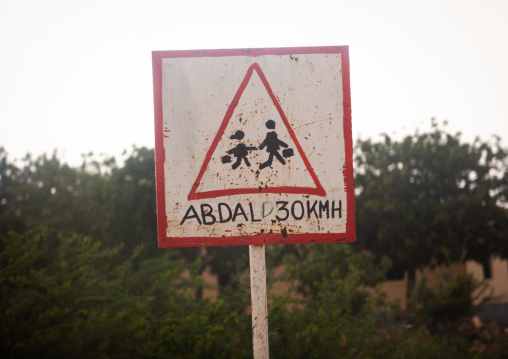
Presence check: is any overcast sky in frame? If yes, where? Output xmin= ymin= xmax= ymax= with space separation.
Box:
xmin=1 ymin=0 xmax=507 ymax=166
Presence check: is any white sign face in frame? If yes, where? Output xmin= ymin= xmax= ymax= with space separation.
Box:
xmin=153 ymin=47 xmax=355 ymax=247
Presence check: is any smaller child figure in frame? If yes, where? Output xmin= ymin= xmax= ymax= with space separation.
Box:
xmin=226 ymin=130 xmax=257 ymax=170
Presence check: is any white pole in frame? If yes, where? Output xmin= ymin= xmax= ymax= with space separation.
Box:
xmin=249 ymin=244 xmax=269 ymax=359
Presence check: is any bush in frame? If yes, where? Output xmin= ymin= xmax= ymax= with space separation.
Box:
xmin=409 ymin=271 xmax=490 ymax=334
xmin=2 ymin=229 xmax=505 ymax=358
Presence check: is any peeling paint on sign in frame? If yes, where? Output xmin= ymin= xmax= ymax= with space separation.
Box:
xmin=153 ymin=46 xmax=355 ymax=247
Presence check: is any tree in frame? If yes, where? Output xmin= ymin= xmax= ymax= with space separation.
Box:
xmin=0 ymin=148 xmax=98 ymax=237
xmin=0 ymin=228 xmax=141 ymax=358
xmin=0 ymin=147 xmax=158 ymax=257
xmin=354 ymin=121 xmax=508 ymax=290
xmin=94 ymin=147 xmax=158 ymax=256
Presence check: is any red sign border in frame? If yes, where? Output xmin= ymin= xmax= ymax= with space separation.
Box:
xmin=152 ymin=46 xmax=355 ymax=248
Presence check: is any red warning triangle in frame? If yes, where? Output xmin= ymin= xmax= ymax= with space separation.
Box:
xmin=188 ymin=62 xmax=326 ymax=201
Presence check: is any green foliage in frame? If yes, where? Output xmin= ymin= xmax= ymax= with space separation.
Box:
xmin=0 ymin=148 xmax=92 ymax=235
xmin=0 ymin=147 xmax=157 ymax=256
xmin=269 ymin=249 xmax=378 ymax=359
xmin=409 ymin=272 xmax=490 ymax=333
xmin=277 ymin=243 xmax=391 ymax=297
xmin=355 ymin=121 xmax=508 ymax=279
xmin=96 ymin=147 xmax=157 ymax=256
xmin=268 ymin=246 xmax=486 ymax=359
xmin=154 ymin=277 xmax=253 ymax=359
xmin=0 ymin=228 xmax=124 ymax=357
xmin=367 ymin=326 xmax=471 ymax=359
xmin=1 ymin=228 xmax=506 ymax=358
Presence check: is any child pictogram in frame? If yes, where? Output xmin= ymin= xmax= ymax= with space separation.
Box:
xmin=259 ymin=120 xmax=292 ymax=170
xmin=221 ymin=130 xmax=258 ymax=170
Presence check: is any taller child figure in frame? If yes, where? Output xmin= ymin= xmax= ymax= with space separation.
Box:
xmin=259 ymin=120 xmax=288 ymax=170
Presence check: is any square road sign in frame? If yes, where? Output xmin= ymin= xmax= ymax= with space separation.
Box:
xmin=152 ymin=46 xmax=355 ymax=247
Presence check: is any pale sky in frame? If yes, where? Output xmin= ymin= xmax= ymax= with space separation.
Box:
xmin=1 ymin=0 xmax=507 ymax=166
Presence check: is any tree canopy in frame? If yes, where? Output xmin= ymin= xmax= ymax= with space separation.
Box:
xmin=354 ymin=121 xmax=508 ymax=281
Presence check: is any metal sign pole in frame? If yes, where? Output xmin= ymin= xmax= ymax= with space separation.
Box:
xmin=249 ymin=244 xmax=269 ymax=359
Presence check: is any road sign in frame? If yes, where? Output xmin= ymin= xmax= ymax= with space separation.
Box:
xmin=153 ymin=46 xmax=355 ymax=247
